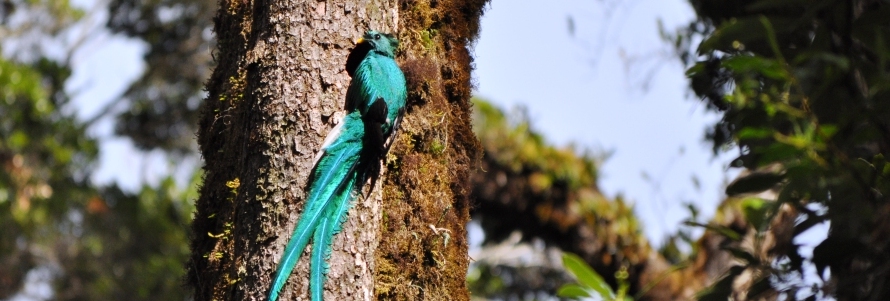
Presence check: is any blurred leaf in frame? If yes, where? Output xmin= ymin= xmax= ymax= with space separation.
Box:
xmin=740 ymin=197 xmax=769 ymax=230
xmin=723 ymin=56 xmax=787 ymax=80
xmin=677 ymin=0 xmax=890 ymax=299
xmin=684 ymin=221 xmax=742 ymax=241
xmin=557 ymin=284 xmax=594 ymax=298
xmin=562 ymin=252 xmax=615 ymax=299
xmin=737 ymin=127 xmax=774 ymax=140
xmin=725 ymin=171 xmax=784 ymax=196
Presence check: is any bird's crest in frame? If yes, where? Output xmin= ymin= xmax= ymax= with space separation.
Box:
xmin=346 ymin=30 xmax=398 ymax=76
xmin=359 ymin=30 xmax=398 ymax=57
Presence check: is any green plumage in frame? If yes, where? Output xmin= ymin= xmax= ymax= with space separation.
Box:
xmin=268 ymin=112 xmax=364 ymax=301
xmin=267 ymin=30 xmax=406 ymax=301
xmin=346 ymin=31 xmax=407 ymax=140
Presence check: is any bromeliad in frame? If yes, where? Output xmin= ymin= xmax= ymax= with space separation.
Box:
xmin=267 ymin=30 xmax=407 ymax=301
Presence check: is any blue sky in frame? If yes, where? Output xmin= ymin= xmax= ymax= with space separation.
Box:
xmin=473 ymin=0 xmax=737 ymax=245
xmin=69 ymin=0 xmax=738 ymax=247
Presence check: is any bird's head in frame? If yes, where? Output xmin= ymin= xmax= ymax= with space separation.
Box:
xmin=356 ymin=30 xmax=399 ymax=58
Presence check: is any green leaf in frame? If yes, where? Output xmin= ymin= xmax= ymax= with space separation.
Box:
xmin=557 ymin=284 xmax=594 ymax=298
xmin=818 ymin=124 xmax=839 ymax=138
xmin=758 ymin=143 xmax=800 ymax=164
xmin=684 ymin=221 xmax=743 ymax=241
xmin=726 ymin=171 xmax=784 ymax=196
xmin=737 ymin=127 xmax=774 ymax=140
xmin=562 ymin=252 xmax=615 ymax=299
xmin=723 ymin=56 xmax=787 ymax=80
xmin=685 ymin=61 xmax=705 ymax=77
xmin=8 ymin=130 xmax=29 ymax=150
xmin=741 ymin=197 xmax=769 ymax=230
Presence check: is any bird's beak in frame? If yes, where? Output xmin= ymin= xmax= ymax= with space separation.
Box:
xmin=355 ymin=38 xmax=365 ymax=45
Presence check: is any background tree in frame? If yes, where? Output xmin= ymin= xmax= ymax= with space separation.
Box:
xmin=0 ymin=0 xmax=196 ymax=299
xmin=469 ymin=98 xmax=779 ymax=300
xmin=674 ymin=0 xmax=890 ymax=299
xmin=105 ymin=0 xmax=215 ymax=153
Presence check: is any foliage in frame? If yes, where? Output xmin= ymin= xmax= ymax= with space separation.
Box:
xmin=558 ymin=252 xmax=632 ymax=301
xmin=467 ymin=254 xmax=574 ymax=300
xmin=0 ymin=0 xmax=198 ymax=299
xmin=0 ymin=55 xmax=96 ymax=298
xmin=473 ymin=99 xmax=603 ymax=191
xmin=57 ymin=175 xmax=198 ymax=300
xmin=472 ymin=98 xmax=644 ymax=253
xmin=470 ymin=98 xmax=661 ymax=298
xmin=1 ymin=0 xmax=94 ymax=295
xmin=674 ymin=0 xmax=890 ymax=299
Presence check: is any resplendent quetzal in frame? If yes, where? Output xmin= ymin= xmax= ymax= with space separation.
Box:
xmin=267 ymin=30 xmax=407 ymax=301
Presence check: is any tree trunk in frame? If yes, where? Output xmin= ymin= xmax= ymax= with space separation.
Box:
xmin=187 ymin=0 xmax=485 ymax=300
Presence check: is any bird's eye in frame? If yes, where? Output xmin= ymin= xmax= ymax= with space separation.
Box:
xmin=374 ymin=34 xmax=381 ymax=40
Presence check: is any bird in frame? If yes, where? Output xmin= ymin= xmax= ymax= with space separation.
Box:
xmin=267 ymin=30 xmax=407 ymax=301
xmin=345 ymin=30 xmax=408 ymax=153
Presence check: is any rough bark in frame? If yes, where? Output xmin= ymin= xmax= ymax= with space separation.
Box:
xmin=188 ymin=0 xmax=485 ymax=300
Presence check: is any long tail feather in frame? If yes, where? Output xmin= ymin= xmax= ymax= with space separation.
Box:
xmin=268 ymin=113 xmax=365 ymax=301
xmin=310 ymin=216 xmax=332 ymax=301
xmin=310 ymin=172 xmax=360 ymax=300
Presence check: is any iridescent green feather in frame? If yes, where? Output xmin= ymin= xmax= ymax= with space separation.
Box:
xmin=268 ymin=112 xmax=364 ymax=301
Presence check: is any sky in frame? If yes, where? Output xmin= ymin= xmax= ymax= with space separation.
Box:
xmin=472 ymin=0 xmax=738 ymax=245
xmin=67 ymin=0 xmax=738 ymax=247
